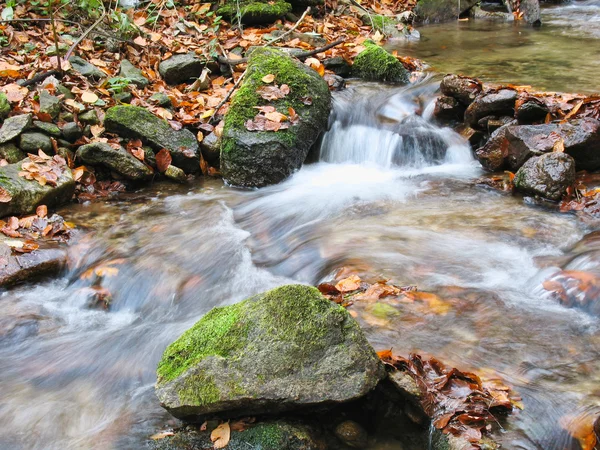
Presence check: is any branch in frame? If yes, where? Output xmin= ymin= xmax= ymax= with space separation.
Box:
xmin=209 ymin=70 xmax=247 ymax=124
xmin=263 ymin=7 xmax=311 ymax=47
xmin=18 ymin=70 xmax=62 ymax=87
xmin=217 ymin=38 xmax=345 ymax=65
xmin=64 ymin=12 xmax=107 ymax=61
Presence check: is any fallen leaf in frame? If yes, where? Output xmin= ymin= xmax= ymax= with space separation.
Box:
xmin=261 ymin=73 xmax=275 ymax=83
xmin=210 ymin=422 xmax=230 ymax=449
xmin=36 ymin=205 xmax=47 ymax=218
xmin=335 ymin=275 xmax=361 ymax=292
xmin=156 ymin=149 xmax=172 ymax=173
xmin=150 ymin=431 xmax=175 ymax=440
xmin=0 ymin=186 xmax=12 ymax=203
xmin=81 ymin=91 xmax=99 ymax=104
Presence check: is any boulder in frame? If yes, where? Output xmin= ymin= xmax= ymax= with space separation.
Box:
xmin=439 ymin=74 xmax=482 ymax=105
xmin=155 ymin=284 xmax=385 ymax=419
xmin=119 ymin=60 xmax=149 ymax=88
xmin=0 ymin=158 xmax=75 ymax=217
xmin=475 ymin=122 xmax=512 ymax=172
xmin=39 ymin=90 xmax=61 ymax=119
xmin=0 ymin=143 xmax=25 ymax=163
xmin=0 ymin=93 xmax=10 ymax=120
xmin=19 ymin=132 xmax=53 ymax=154
xmin=352 ymin=41 xmax=410 ymax=83
xmin=415 ymin=0 xmax=479 ymax=22
xmin=104 ymin=106 xmax=200 ymax=173
xmin=516 ymin=0 xmax=541 ymax=25
xmin=221 ymin=48 xmax=331 ymax=187
xmin=0 ymin=114 xmax=32 ymax=144
xmin=150 ymin=421 xmax=322 ymax=450
xmin=0 ymin=243 xmax=67 ymax=287
xmin=465 ymin=89 xmax=517 ymax=128
xmin=433 ymin=95 xmax=465 ymax=122
xmin=516 ymin=98 xmax=548 ymax=124
xmin=217 ymin=0 xmax=292 ymax=25
xmin=76 ymin=142 xmax=153 ymax=181
xmin=68 ymin=56 xmax=106 ymax=80
xmin=159 ymin=54 xmax=205 ymax=85
xmin=33 ymin=121 xmax=61 ymax=137
xmin=514 ymin=152 xmax=575 ymax=201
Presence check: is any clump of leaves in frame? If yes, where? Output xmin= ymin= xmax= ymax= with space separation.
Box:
xmin=0 ymin=204 xmax=73 ymax=245
xmin=245 ymin=105 xmax=299 ymax=132
xmin=18 ymin=150 xmax=68 ymax=187
xmin=379 ymin=351 xmax=521 ymax=448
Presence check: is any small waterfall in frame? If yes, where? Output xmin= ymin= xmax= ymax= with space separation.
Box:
xmin=319 ymin=80 xmax=474 ymax=168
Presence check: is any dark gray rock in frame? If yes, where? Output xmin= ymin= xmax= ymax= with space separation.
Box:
xmin=465 ymin=89 xmax=517 ymax=128
xmin=415 ymin=0 xmax=479 ymax=22
xmin=150 ymin=92 xmax=172 ymax=108
xmin=433 ymin=95 xmax=465 ymax=121
xmin=104 ymin=106 xmax=200 ymax=173
xmin=68 ymin=56 xmax=106 ymax=80
xmin=19 ymin=132 xmax=53 ymax=153
xmin=324 ymin=73 xmax=346 ymax=91
xmin=520 ymin=0 xmax=541 ymax=24
xmin=0 ymin=93 xmax=10 ymax=120
xmin=79 ymin=109 xmax=100 ymax=125
xmin=440 ymin=74 xmax=482 ymax=106
xmin=150 ymin=421 xmax=322 ymax=450
xmin=221 ymin=48 xmax=331 ymax=187
xmin=61 ymin=122 xmax=83 ymax=142
xmin=323 ymin=56 xmax=351 ymax=77
xmin=0 ymin=159 xmax=75 ymax=216
xmin=33 ymin=121 xmax=61 ymax=137
xmin=0 ymin=114 xmax=32 ymax=144
xmin=475 ymin=122 xmax=512 ymax=172
xmin=155 ymin=285 xmax=385 ymax=419
xmin=164 ymin=165 xmax=187 ymax=183
xmin=39 ymin=90 xmax=61 ymax=119
xmin=119 ymin=60 xmax=149 ymax=88
xmin=113 ymin=92 xmax=132 ymax=104
xmin=0 ymin=143 xmax=25 ymax=163
xmin=0 ymin=244 xmax=68 ymax=287
xmin=516 ymin=98 xmax=548 ymax=124
xmin=159 ymin=54 xmax=205 ymax=85
xmin=514 ymin=152 xmax=575 ymax=201
xmin=334 ymin=420 xmax=368 ymax=448
xmin=200 ymin=132 xmax=220 ymax=167
xmin=76 ymin=142 xmax=153 ymax=181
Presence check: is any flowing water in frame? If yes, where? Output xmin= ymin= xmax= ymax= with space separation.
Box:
xmin=3 ymin=6 xmax=600 ymax=449
xmin=388 ymin=1 xmax=600 ymax=93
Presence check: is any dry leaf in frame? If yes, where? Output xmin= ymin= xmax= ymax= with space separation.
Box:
xmin=210 ymin=422 xmax=231 ymax=449
xmin=156 ymin=149 xmax=172 ymax=173
xmin=0 ymin=186 xmax=12 ymax=203
xmin=261 ymin=73 xmax=275 ymax=83
xmin=81 ymin=91 xmax=99 ymax=104
xmin=335 ymin=275 xmax=361 ymax=292
xmin=36 ymin=205 xmax=47 ymax=218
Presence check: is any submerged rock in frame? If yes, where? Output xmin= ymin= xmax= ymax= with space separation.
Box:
xmin=465 ymin=89 xmax=517 ymax=128
xmin=220 ymin=48 xmax=331 ymax=188
xmin=514 ymin=152 xmax=575 ymax=201
xmin=76 ymin=142 xmax=153 ymax=181
xmin=352 ymin=41 xmax=410 ymax=83
xmin=104 ymin=106 xmax=200 ymax=173
xmin=150 ymin=421 xmax=322 ymax=450
xmin=440 ymin=74 xmax=482 ymax=106
xmin=334 ymin=420 xmax=368 ymax=448
xmin=0 ymin=160 xmax=75 ymax=217
xmin=155 ymin=284 xmax=385 ymax=419
xmin=159 ymin=54 xmax=205 ymax=85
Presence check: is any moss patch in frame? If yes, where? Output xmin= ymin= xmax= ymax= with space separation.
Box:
xmin=217 ymin=0 xmax=292 ymax=25
xmin=352 ymin=41 xmax=409 ymax=83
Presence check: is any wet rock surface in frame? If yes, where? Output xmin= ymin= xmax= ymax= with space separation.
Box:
xmin=440 ymin=74 xmax=482 ymax=105
xmin=0 ymin=243 xmax=67 ymax=287
xmin=465 ymin=89 xmax=517 ymax=128
xmin=76 ymin=142 xmax=154 ymax=181
xmin=155 ymin=285 xmax=385 ymax=419
xmin=514 ymin=152 xmax=576 ymax=200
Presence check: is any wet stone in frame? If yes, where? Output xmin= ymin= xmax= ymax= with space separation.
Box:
xmin=39 ymin=90 xmax=61 ymax=119
xmin=0 ymin=143 xmax=26 ymax=164
xmin=323 ymin=56 xmax=351 ymax=77
xmin=19 ymin=132 xmax=53 ymax=154
xmin=514 ymin=152 xmax=576 ymax=201
xmin=33 ymin=121 xmax=61 ymax=137
xmin=440 ymin=74 xmax=482 ymax=106
xmin=465 ymin=89 xmax=517 ymax=128
xmin=434 ymin=95 xmax=465 ymax=122
xmin=334 ymin=420 xmax=368 ymax=448
xmin=119 ymin=59 xmax=149 ymax=88
xmin=0 ymin=114 xmax=32 ymax=144
xmin=164 ymin=165 xmax=187 ymax=183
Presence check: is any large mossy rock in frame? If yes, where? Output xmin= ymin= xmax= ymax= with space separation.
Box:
xmin=415 ymin=0 xmax=479 ymax=22
xmin=0 ymin=160 xmax=75 ymax=217
xmin=76 ymin=142 xmax=153 ymax=181
xmin=150 ymin=421 xmax=322 ymax=450
xmin=352 ymin=41 xmax=409 ymax=83
xmin=514 ymin=153 xmax=575 ymax=201
xmin=104 ymin=106 xmax=200 ymax=173
xmin=217 ymin=0 xmax=292 ymax=25
xmin=220 ymin=48 xmax=331 ymax=188
xmin=155 ymin=284 xmax=385 ymax=419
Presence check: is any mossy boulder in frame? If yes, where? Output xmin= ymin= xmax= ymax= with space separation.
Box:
xmin=0 ymin=160 xmax=75 ymax=217
xmin=104 ymin=106 xmax=200 ymax=173
xmin=217 ymin=0 xmax=292 ymax=25
xmin=155 ymin=284 xmax=385 ymax=419
xmin=352 ymin=41 xmax=410 ymax=83
xmin=76 ymin=142 xmax=154 ymax=181
xmin=220 ymin=48 xmax=331 ymax=188
xmin=150 ymin=421 xmax=322 ymax=450
xmin=0 ymin=93 xmax=10 ymax=120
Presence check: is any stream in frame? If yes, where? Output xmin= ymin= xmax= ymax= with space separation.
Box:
xmin=2 ymin=4 xmax=600 ymax=450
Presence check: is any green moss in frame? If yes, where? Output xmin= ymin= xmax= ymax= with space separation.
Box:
xmin=217 ymin=0 xmax=292 ymax=24
xmin=156 ymin=301 xmax=249 ymax=383
xmin=366 ymin=15 xmax=399 ymax=35
xmin=352 ymin=41 xmax=409 ymax=83
xmin=178 ymin=373 xmax=221 ymax=406
xmin=0 ymin=93 xmax=10 ymax=120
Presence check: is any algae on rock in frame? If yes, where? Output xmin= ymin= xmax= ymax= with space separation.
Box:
xmin=220 ymin=47 xmax=331 ymax=188
xmin=155 ymin=284 xmax=385 ymax=419
xmin=352 ymin=41 xmax=410 ymax=83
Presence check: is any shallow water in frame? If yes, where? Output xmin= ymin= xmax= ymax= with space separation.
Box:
xmin=388 ymin=1 xmax=600 ymax=93
xmin=1 ymin=79 xmax=599 ymax=449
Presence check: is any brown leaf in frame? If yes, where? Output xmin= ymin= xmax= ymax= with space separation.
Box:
xmin=261 ymin=74 xmax=275 ymax=83
xmin=156 ymin=149 xmax=172 ymax=173
xmin=0 ymin=187 xmax=12 ymax=203
xmin=210 ymin=422 xmax=231 ymax=449
xmin=131 ymin=148 xmax=145 ymax=161
xmin=335 ymin=275 xmax=361 ymax=292
xmin=36 ymin=205 xmax=48 ymax=218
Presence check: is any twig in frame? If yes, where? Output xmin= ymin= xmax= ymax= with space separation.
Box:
xmin=48 ymin=0 xmax=62 ymax=74
xmin=217 ymin=38 xmax=345 ymax=65
xmin=18 ymin=70 xmax=62 ymax=87
xmin=209 ymin=70 xmax=247 ymax=124
xmin=263 ymin=7 xmax=311 ymax=47
xmin=64 ymin=12 xmax=107 ymax=61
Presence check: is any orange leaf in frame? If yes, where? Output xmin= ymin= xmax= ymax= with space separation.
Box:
xmin=335 ymin=275 xmax=361 ymax=292
xmin=261 ymin=74 xmax=275 ymax=83
xmin=156 ymin=149 xmax=172 ymax=173
xmin=210 ymin=422 xmax=231 ymax=449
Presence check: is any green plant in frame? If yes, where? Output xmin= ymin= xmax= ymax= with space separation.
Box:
xmin=109 ymin=10 xmax=137 ymax=39
xmin=107 ymin=77 xmax=131 ymax=94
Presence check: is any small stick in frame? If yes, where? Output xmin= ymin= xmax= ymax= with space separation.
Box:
xmin=48 ymin=0 xmax=62 ymax=74
xmin=209 ymin=70 xmax=247 ymax=125
xmin=18 ymin=70 xmax=62 ymax=87
xmin=263 ymin=6 xmax=311 ymax=47
xmin=64 ymin=13 xmax=107 ymax=61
